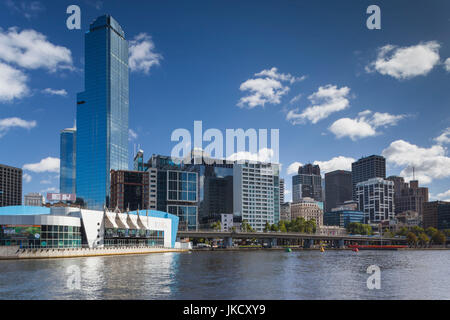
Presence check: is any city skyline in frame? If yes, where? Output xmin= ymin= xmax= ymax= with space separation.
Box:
xmin=0 ymin=0 xmax=449 ymax=203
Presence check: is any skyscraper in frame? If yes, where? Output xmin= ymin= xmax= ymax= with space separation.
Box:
xmin=279 ymin=178 xmax=285 ymax=204
xmin=387 ymin=176 xmax=428 ymax=217
xmin=324 ymin=170 xmax=352 ymax=212
xmin=76 ymin=15 xmax=129 ymax=209
xmin=356 ymin=177 xmax=394 ymax=223
xmin=0 ymin=164 xmax=22 ymax=207
xmin=292 ymin=164 xmax=322 ymax=203
xmin=351 ymin=155 xmax=386 ymax=200
xmin=60 ymin=127 xmax=76 ymax=195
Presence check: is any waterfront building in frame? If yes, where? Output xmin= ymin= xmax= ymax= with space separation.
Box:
xmin=24 ymin=193 xmax=45 ymax=207
xmin=324 ymin=170 xmax=352 ymax=213
xmin=280 ymin=202 xmax=291 ymax=222
xmin=356 ymin=177 xmax=394 ymax=223
xmin=76 ymin=15 xmax=129 ymax=210
xmin=317 ymin=225 xmax=347 ymax=236
xmin=292 ymin=164 xmax=322 ymax=203
xmin=0 ymin=205 xmax=178 ymax=249
xmin=437 ymin=203 xmax=450 ymax=230
xmin=387 ymin=176 xmax=428 ymax=217
xmin=290 ymin=197 xmax=323 ymax=226
xmin=279 ymin=178 xmax=285 ymax=204
xmin=110 ymin=170 xmax=150 ymax=211
xmin=0 ymin=164 xmax=22 ymax=207
xmin=323 ymin=209 xmax=365 ymax=228
xmin=147 ymin=155 xmax=198 ymax=231
xmin=395 ymin=210 xmax=421 ymax=228
xmin=423 ymin=201 xmax=450 ymax=230
xmin=233 ymin=161 xmax=280 ymax=232
xmin=59 ymin=127 xmax=76 ymax=195
xmin=351 ymin=155 xmax=386 ymax=200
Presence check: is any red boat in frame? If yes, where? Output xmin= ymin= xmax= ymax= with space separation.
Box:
xmin=348 ymin=244 xmax=408 ymax=250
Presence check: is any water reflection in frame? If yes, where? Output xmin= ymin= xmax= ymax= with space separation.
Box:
xmin=0 ymin=250 xmax=449 ymax=300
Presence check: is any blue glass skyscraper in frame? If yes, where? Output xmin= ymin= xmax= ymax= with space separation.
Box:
xmin=60 ymin=128 xmax=76 ymax=195
xmin=76 ymin=15 xmax=129 ymax=209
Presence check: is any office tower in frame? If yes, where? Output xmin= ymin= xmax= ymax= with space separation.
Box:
xmin=233 ymin=161 xmax=280 ymax=232
xmin=134 ymin=149 xmax=144 ymax=172
xmin=324 ymin=170 xmax=352 ymax=213
xmin=280 ymin=202 xmax=291 ymax=222
xmin=60 ymin=127 xmax=76 ymax=195
xmin=290 ymin=197 xmax=323 ymax=226
xmin=323 ymin=209 xmax=365 ymax=228
xmin=0 ymin=164 xmax=22 ymax=207
xmin=292 ymin=164 xmax=322 ymax=203
xmin=386 ymin=176 xmax=429 ymax=217
xmin=110 ymin=170 xmax=149 ymax=211
xmin=356 ymin=177 xmax=394 ymax=223
xmin=148 ymin=155 xmax=198 ymax=231
xmin=423 ymin=201 xmax=450 ymax=229
xmin=24 ymin=192 xmax=45 ymax=206
xmin=351 ymin=155 xmax=386 ymax=200
xmin=76 ymin=15 xmax=129 ymax=210
xmin=279 ymin=178 xmax=285 ymax=204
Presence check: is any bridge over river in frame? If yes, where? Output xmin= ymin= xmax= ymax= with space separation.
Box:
xmin=177 ymin=230 xmax=408 ymax=248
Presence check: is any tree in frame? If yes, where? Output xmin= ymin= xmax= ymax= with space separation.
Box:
xmin=241 ymin=220 xmax=254 ymax=232
xmin=396 ymin=227 xmax=409 ymax=237
xmin=425 ymin=227 xmax=438 ymax=238
xmin=431 ymin=231 xmax=446 ymax=245
xmin=411 ymin=226 xmax=425 ymax=236
xmin=406 ymin=232 xmax=418 ymax=247
xmin=347 ymin=222 xmax=372 ymax=235
xmin=211 ymin=221 xmax=221 ymax=231
xmin=279 ymin=221 xmax=287 ymax=233
xmin=270 ymin=223 xmax=279 ymax=232
xmin=418 ymin=233 xmax=429 ymax=247
xmin=264 ymin=222 xmax=271 ymax=232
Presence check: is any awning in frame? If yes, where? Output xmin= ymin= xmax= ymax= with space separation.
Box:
xmin=115 ymin=213 xmax=129 ymax=229
xmin=104 ymin=212 xmax=118 ymax=229
xmin=137 ymin=215 xmax=148 ymax=230
xmin=127 ymin=214 xmax=139 ymax=230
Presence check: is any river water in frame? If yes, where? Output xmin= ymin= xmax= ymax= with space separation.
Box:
xmin=0 ymin=250 xmax=449 ymax=300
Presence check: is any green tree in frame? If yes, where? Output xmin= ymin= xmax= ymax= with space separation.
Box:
xmin=211 ymin=221 xmax=221 ymax=231
xmin=411 ymin=226 xmax=425 ymax=236
xmin=279 ymin=221 xmax=287 ymax=233
xmin=263 ymin=222 xmax=271 ymax=232
xmin=407 ymin=232 xmax=418 ymax=247
xmin=241 ymin=220 xmax=254 ymax=232
xmin=270 ymin=223 xmax=279 ymax=232
xmin=431 ymin=231 xmax=446 ymax=245
xmin=418 ymin=233 xmax=429 ymax=247
xmin=425 ymin=227 xmax=438 ymax=238
xmin=347 ymin=222 xmax=372 ymax=235
xmin=396 ymin=227 xmax=409 ymax=237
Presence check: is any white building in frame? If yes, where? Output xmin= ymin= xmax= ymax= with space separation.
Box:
xmin=233 ymin=161 xmax=280 ymax=232
xmin=24 ymin=193 xmax=45 ymax=206
xmin=356 ymin=177 xmax=394 ymax=223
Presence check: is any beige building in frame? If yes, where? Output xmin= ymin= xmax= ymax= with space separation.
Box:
xmin=291 ymin=197 xmax=323 ymax=226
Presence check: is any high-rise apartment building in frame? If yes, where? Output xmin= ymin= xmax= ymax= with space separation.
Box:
xmin=233 ymin=161 xmax=280 ymax=232
xmin=279 ymin=178 xmax=285 ymax=204
xmin=280 ymin=202 xmax=291 ymax=222
xmin=76 ymin=15 xmax=129 ymax=210
xmin=324 ymin=170 xmax=352 ymax=213
xmin=0 ymin=164 xmax=22 ymax=207
xmin=24 ymin=193 xmax=45 ymax=206
xmin=60 ymin=127 xmax=76 ymax=195
xmin=356 ymin=177 xmax=394 ymax=223
xmin=292 ymin=164 xmax=322 ymax=203
xmin=351 ymin=155 xmax=386 ymax=200
xmin=387 ymin=176 xmax=428 ymax=217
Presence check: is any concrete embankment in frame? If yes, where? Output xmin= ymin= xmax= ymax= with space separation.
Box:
xmin=0 ymin=246 xmax=188 ymax=260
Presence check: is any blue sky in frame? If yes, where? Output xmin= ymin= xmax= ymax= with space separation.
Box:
xmin=0 ymin=0 xmax=449 ymax=202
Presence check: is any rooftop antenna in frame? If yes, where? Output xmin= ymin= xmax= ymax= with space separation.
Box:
xmin=413 ymin=166 xmax=415 ymax=180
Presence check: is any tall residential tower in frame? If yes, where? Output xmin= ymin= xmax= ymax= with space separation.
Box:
xmin=76 ymin=15 xmax=129 ymax=209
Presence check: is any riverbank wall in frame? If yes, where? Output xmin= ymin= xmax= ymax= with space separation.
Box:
xmin=0 ymin=246 xmax=188 ymax=260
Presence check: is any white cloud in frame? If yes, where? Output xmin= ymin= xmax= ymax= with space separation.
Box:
xmin=254 ymin=67 xmax=306 ymax=84
xmin=0 ymin=27 xmax=73 ymax=72
xmin=286 ymin=85 xmax=350 ymax=124
xmin=227 ymin=148 xmax=276 ymax=163
xmin=238 ymin=67 xmax=305 ymax=109
xmin=128 ymin=128 xmax=138 ymax=141
xmin=40 ymin=187 xmax=58 ymax=194
xmin=0 ymin=117 xmax=36 ymax=137
xmin=23 ymin=157 xmax=60 ymax=173
xmin=129 ymin=33 xmax=162 ymax=74
xmin=445 ymin=58 xmax=450 ymax=72
xmin=434 ymin=127 xmax=450 ymax=145
xmin=329 ymin=110 xmax=405 ymax=141
xmin=382 ymin=140 xmax=450 ymax=184
xmin=23 ymin=173 xmax=32 ymax=183
xmin=42 ymin=88 xmax=67 ymax=96
xmin=286 ymin=162 xmax=303 ymax=175
xmin=436 ymin=189 xmax=450 ymax=201
xmin=313 ymin=156 xmax=355 ymax=174
xmin=0 ymin=62 xmax=29 ymax=102
xmin=366 ymin=41 xmax=440 ymax=80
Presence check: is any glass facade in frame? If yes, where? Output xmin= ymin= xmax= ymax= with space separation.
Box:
xmin=104 ymin=229 xmax=164 ymax=247
xmin=0 ymin=224 xmax=82 ymax=248
xmin=167 ymin=205 xmax=197 ymax=231
xmin=60 ymin=128 xmax=76 ymax=195
xmin=76 ymin=15 xmax=129 ymax=210
xmin=323 ymin=210 xmax=365 ymax=228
